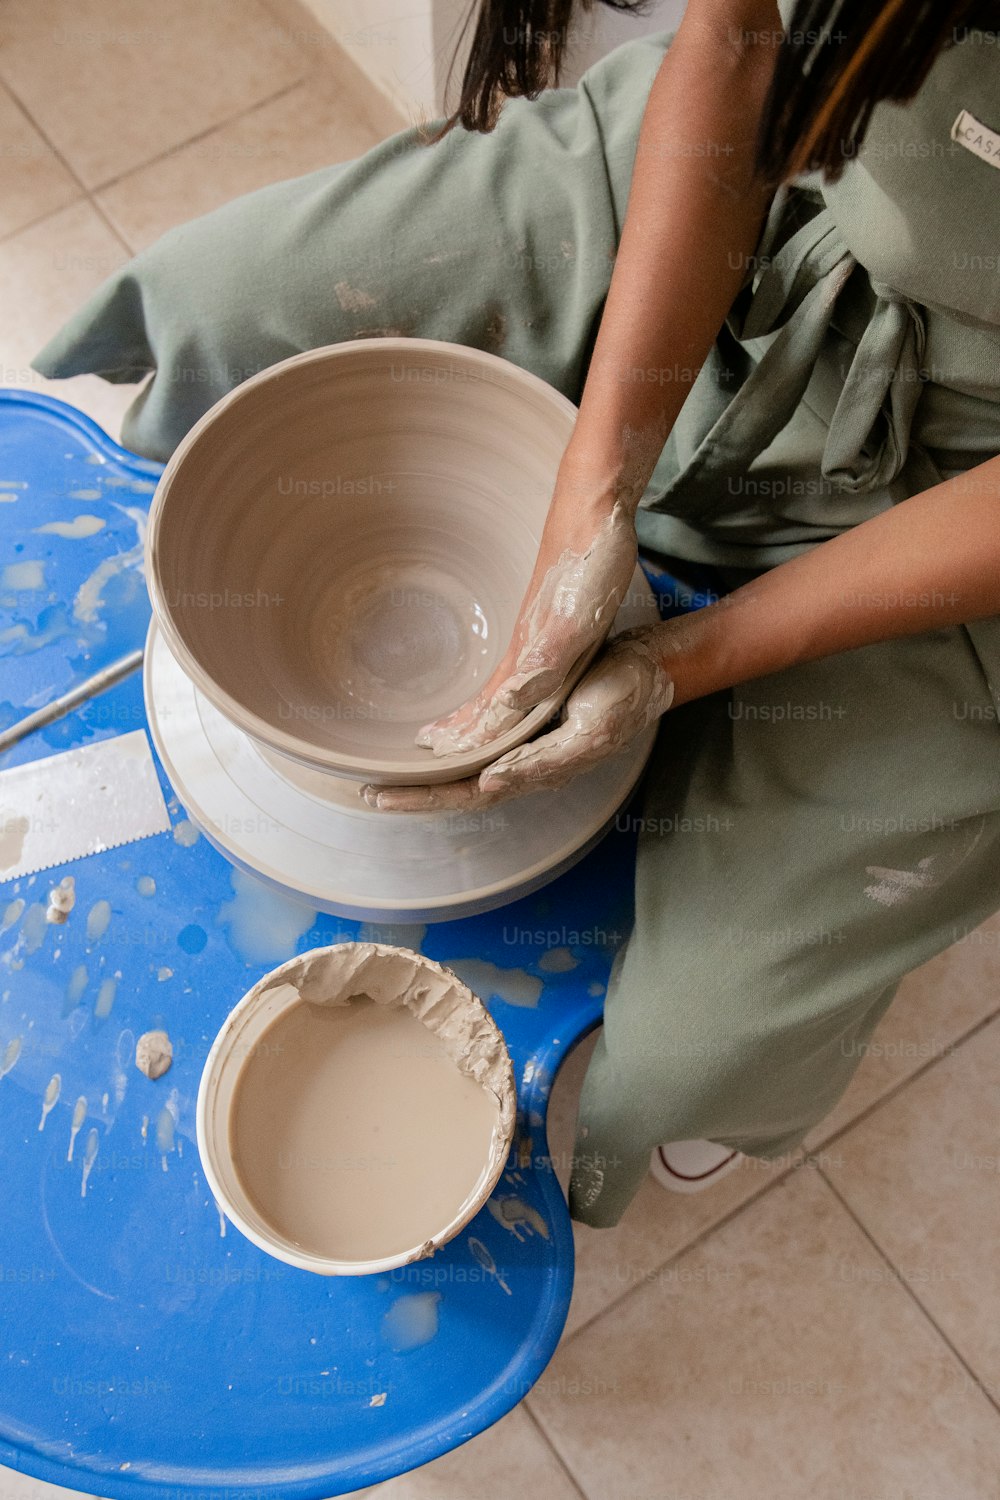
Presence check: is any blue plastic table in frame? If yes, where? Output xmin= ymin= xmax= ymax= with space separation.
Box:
xmin=0 ymin=390 xmax=712 ymax=1500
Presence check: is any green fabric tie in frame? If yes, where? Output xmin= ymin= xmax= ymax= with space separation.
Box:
xmin=649 ymin=206 xmax=934 ymax=524
xmin=823 ymin=277 xmax=928 ymax=493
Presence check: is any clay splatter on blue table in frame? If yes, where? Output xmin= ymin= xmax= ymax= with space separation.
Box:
xmin=441 ymin=957 xmax=543 ymax=1009
xmin=382 ymin=1292 xmax=442 ymax=1352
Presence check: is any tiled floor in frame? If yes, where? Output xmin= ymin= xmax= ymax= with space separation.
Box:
xmin=0 ymin=0 xmax=404 ymax=443
xmin=2 ymin=3 xmax=1000 ymax=1499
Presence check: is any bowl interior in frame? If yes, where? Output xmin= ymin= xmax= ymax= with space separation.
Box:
xmin=196 ymin=943 xmax=516 ymax=1274
xmin=150 ymin=341 xmax=576 ymax=778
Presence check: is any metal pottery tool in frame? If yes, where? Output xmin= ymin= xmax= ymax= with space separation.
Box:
xmin=0 ymin=648 xmax=144 ymax=755
xmin=0 ymin=728 xmax=171 ymax=879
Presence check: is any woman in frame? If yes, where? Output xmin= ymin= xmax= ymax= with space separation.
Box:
xmin=36 ymin=0 xmax=1000 ymax=1224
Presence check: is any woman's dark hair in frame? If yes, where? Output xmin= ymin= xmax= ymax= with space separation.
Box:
xmin=758 ymin=0 xmax=999 ymax=180
xmin=443 ymin=0 xmax=648 ymax=134
xmin=444 ymin=0 xmax=997 ymax=180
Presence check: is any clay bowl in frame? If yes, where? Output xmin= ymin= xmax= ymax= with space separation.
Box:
xmin=147 ymin=339 xmax=582 ymax=785
xmin=197 ymin=942 xmax=516 ymax=1275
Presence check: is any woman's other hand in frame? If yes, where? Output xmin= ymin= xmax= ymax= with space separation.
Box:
xmin=369 ymin=627 xmax=674 ymax=812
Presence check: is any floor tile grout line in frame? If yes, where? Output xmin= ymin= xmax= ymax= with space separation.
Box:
xmin=0 ymin=79 xmax=132 ymax=259
xmin=88 ymin=77 xmax=309 ymax=197
xmin=0 ymin=71 xmax=326 ymax=257
xmin=552 ymin=1154 xmax=807 ymax=1351
xmin=542 ymin=996 xmax=995 ymax=1362
xmin=0 ymin=196 xmax=85 ymax=251
xmin=0 ymin=77 xmax=100 ymax=201
xmin=542 ymin=996 xmax=1000 ymax=1356
xmin=520 ymin=1402 xmax=590 ymax=1500
xmin=816 ymin=1166 xmax=1000 ymax=1422
xmin=0 ymin=82 xmax=109 ymax=268
xmin=85 ymin=194 xmax=134 ymax=258
xmin=0 ymin=64 xmax=311 ymax=204
xmin=806 ymin=1004 xmax=1000 ymax=1159
xmin=555 ymin=1005 xmax=1000 ymax=1352
xmin=0 ymin=56 xmax=394 ymax=256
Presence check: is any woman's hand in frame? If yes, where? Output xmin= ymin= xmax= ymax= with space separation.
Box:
xmin=416 ymin=497 xmax=638 ymax=756
xmin=368 ymin=628 xmax=675 ymax=812
xmin=382 ymin=444 xmax=1000 ymax=819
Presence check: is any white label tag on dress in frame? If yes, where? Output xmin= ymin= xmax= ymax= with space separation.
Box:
xmin=951 ymin=109 xmax=1000 ymax=170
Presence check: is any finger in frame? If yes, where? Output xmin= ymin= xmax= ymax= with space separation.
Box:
xmin=495 ymin=660 xmax=566 ymax=711
xmin=478 ymin=720 xmax=597 ymax=796
xmin=497 ymin=589 xmax=623 ymax=713
xmin=495 ymin=621 xmax=581 ymax=712
xmin=419 ymin=694 xmax=526 ymax=756
xmin=415 ymin=719 xmax=448 ymax=747
xmin=414 ymin=698 xmax=482 ymax=748
xmin=498 ymin=634 xmax=603 ymax=715
xmin=363 ymin=777 xmax=486 ymax=813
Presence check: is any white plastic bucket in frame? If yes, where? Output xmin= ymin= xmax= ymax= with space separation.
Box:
xmin=196 ymin=942 xmax=517 ymax=1276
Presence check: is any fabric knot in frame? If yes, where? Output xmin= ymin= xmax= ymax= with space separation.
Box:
xmin=821 ymin=279 xmax=928 ymax=493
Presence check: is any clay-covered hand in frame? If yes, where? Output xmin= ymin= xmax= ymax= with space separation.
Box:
xmin=367 ymin=629 xmax=675 ymax=812
xmin=415 ymin=500 xmax=638 ymax=756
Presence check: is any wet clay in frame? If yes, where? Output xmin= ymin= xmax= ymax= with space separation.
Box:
xmin=230 ymin=997 xmax=500 ymax=1262
xmin=480 ymin=633 xmax=675 ymax=789
xmin=135 ymin=1029 xmax=173 ymax=1080
xmin=45 ymin=876 xmax=75 ymax=925
xmin=418 ymin=502 xmax=637 ymax=757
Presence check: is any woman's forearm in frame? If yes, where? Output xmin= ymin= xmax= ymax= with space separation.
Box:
xmin=559 ymin=0 xmax=783 ymax=519
xmin=653 ymin=457 xmax=1000 ymax=705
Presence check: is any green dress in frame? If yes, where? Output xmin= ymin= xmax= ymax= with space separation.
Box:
xmin=34 ymin=25 xmax=1000 ymax=1227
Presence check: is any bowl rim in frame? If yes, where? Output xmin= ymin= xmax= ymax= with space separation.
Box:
xmin=195 ymin=940 xmax=517 ymax=1276
xmin=145 ymin=337 xmax=580 ymax=784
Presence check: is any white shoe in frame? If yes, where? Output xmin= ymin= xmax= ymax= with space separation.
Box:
xmin=649 ymin=1138 xmax=742 ymax=1194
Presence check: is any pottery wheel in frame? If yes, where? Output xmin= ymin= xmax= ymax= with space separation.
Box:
xmin=144 ymin=571 xmax=660 ymax=924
